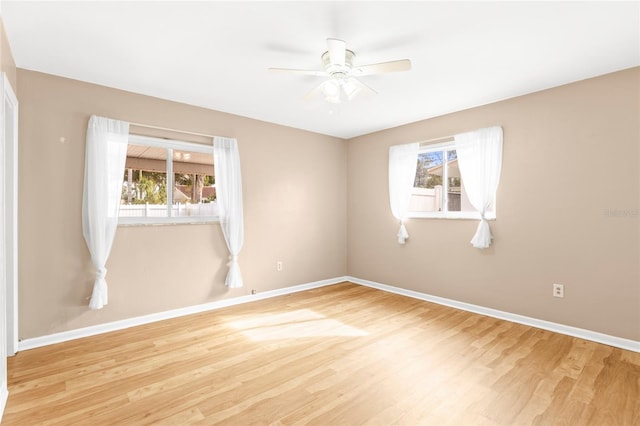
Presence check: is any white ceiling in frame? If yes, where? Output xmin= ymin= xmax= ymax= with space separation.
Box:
xmin=2 ymin=1 xmax=639 ymax=139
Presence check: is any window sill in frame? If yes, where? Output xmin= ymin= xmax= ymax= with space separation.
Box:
xmin=406 ymin=212 xmax=496 ymax=220
xmin=118 ymin=217 xmax=220 ymax=226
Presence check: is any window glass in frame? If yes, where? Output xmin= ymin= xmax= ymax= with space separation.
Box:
xmin=172 ymin=149 xmax=217 ymax=218
xmin=119 ymin=137 xmax=217 ymax=224
xmin=408 ymin=142 xmax=495 ymax=219
xmin=413 ymin=150 xmax=442 ymax=212
xmin=121 ymin=145 xmax=169 ymax=218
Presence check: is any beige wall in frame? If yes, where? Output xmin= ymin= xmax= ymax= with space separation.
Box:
xmin=348 ymin=67 xmax=640 ymax=341
xmin=0 ymin=17 xmax=16 ymax=88
xmin=17 ymin=69 xmax=347 ymax=339
xmin=15 ymin=66 xmax=640 ymax=343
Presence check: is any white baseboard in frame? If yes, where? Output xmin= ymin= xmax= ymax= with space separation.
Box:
xmin=347 ymin=276 xmax=640 ymax=353
xmin=17 ymin=276 xmax=639 ymax=354
xmin=0 ymin=385 xmax=8 ymax=423
xmin=18 ymin=277 xmax=348 ymax=352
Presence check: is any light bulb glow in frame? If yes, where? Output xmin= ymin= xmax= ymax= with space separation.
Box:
xmin=342 ymin=79 xmax=360 ymax=100
xmin=322 ymin=75 xmax=364 ymax=103
xmin=322 ymin=80 xmax=340 ymax=97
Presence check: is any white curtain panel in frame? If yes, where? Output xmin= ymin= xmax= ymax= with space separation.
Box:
xmin=454 ymin=126 xmax=503 ymax=249
xmin=213 ymin=137 xmax=245 ymax=288
xmin=388 ymin=142 xmax=420 ymax=244
xmin=82 ymin=115 xmax=129 ymax=309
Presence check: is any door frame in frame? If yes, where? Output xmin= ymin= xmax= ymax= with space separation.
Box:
xmin=3 ymin=73 xmax=19 ymax=356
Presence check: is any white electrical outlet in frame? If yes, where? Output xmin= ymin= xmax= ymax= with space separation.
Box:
xmin=553 ymin=283 xmax=564 ymax=298
xmin=276 ymin=261 xmax=283 ymax=272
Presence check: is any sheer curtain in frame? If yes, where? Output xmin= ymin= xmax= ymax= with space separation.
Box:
xmin=454 ymin=126 xmax=503 ymax=249
xmin=388 ymin=142 xmax=420 ymax=244
xmin=213 ymin=137 xmax=245 ymax=288
xmin=82 ymin=115 xmax=129 ymax=309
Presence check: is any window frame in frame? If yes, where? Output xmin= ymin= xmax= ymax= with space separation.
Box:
xmin=118 ymin=134 xmax=219 ymax=226
xmin=407 ymin=140 xmax=497 ymax=220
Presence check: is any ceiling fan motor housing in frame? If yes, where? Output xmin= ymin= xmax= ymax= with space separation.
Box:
xmin=322 ymin=49 xmax=356 ymax=77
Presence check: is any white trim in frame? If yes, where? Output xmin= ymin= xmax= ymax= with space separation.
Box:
xmin=0 ymin=386 xmax=7 ymax=423
xmin=118 ymin=216 xmax=219 ymax=226
xmin=3 ymin=74 xmax=19 ymax=356
xmin=18 ymin=277 xmax=348 ymax=351
xmin=166 ymin=147 xmax=174 ymax=216
xmin=419 ymin=139 xmax=455 ymax=151
xmin=347 ymin=276 xmax=640 ymax=353
xmin=17 ymin=276 xmax=639 ymax=354
xmin=129 ymin=121 xmax=216 ymax=140
xmin=128 ymin=134 xmax=214 ymax=153
xmin=407 ymin=211 xmax=495 ymax=220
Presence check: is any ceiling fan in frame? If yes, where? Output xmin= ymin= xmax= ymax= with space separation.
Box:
xmin=269 ymin=38 xmax=412 ymax=104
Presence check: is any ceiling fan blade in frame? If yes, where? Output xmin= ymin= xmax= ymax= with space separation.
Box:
xmin=327 ymin=38 xmax=346 ymax=66
xmin=268 ymin=67 xmax=328 ymax=77
xmin=349 ymin=78 xmax=377 ymax=96
xmin=353 ymin=59 xmax=412 ymax=76
xmin=303 ymin=82 xmax=325 ymax=100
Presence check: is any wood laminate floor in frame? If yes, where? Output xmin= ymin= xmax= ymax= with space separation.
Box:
xmin=3 ymin=282 xmax=640 ymax=425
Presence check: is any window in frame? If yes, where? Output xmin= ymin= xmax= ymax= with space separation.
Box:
xmin=119 ymin=134 xmax=218 ymax=225
xmin=407 ymin=140 xmax=495 ymax=219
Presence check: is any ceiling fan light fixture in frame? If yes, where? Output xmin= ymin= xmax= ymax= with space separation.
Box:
xmin=341 ymin=78 xmax=360 ymax=100
xmin=320 ymin=77 xmax=363 ymax=103
xmin=322 ymin=79 xmax=340 ymax=97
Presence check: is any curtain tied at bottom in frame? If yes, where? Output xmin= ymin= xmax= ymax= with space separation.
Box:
xmin=82 ymin=115 xmax=129 ymax=310
xmin=89 ymin=267 xmax=108 ymax=310
xmin=454 ymin=126 xmax=503 ymax=250
xmin=226 ymin=256 xmax=242 ymax=289
xmin=388 ymin=142 xmax=419 ymax=245
xmin=214 ymin=136 xmax=245 ymax=288
xmin=397 ymin=220 xmax=409 ymax=244
xmin=470 ymin=212 xmax=492 ymax=249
